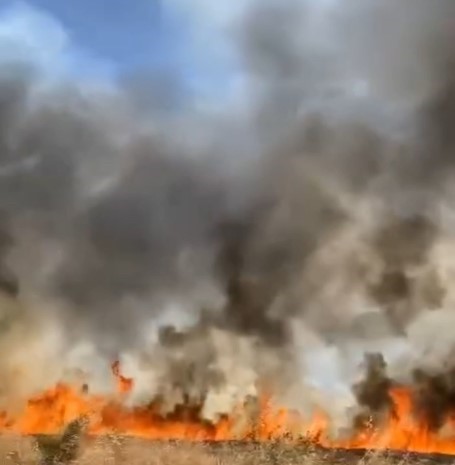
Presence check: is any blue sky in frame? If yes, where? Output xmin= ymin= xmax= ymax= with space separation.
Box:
xmin=21 ymin=0 xmax=167 ymax=69
xmin=0 ymin=0 xmax=185 ymax=75
xmin=0 ymin=0 xmax=339 ymax=109
xmin=0 ymin=0 xmax=248 ymax=104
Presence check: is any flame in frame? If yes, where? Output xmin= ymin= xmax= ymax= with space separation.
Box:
xmin=1 ymin=364 xmax=455 ymax=454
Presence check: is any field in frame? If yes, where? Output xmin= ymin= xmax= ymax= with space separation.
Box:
xmin=1 ymin=434 xmax=454 ymax=465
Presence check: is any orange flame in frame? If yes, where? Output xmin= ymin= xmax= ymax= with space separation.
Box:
xmin=1 ymin=364 xmax=455 ymax=454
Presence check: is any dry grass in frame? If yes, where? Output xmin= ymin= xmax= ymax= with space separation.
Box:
xmin=0 ymin=428 xmax=450 ymax=465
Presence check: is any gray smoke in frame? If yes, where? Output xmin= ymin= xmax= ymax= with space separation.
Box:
xmin=0 ymin=0 xmax=454 ymax=432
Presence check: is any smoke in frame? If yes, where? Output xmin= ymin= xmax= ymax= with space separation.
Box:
xmin=0 ymin=0 xmax=453 ymax=434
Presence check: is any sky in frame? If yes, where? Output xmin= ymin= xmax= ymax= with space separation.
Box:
xmin=0 ymin=0 xmax=249 ymax=104
xmin=0 ymin=0 xmax=342 ymax=113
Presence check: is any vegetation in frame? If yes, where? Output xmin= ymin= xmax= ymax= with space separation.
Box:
xmin=0 ymin=432 xmax=451 ymax=465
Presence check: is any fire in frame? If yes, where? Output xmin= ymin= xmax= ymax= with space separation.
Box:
xmin=0 ymin=363 xmax=455 ymax=454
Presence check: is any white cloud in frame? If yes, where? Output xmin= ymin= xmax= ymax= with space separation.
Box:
xmin=161 ymin=0 xmax=252 ymax=108
xmin=0 ymin=2 xmax=68 ymax=70
xmin=161 ymin=0 xmax=341 ymax=108
xmin=164 ymin=0 xmax=250 ymax=36
xmin=163 ymin=0 xmax=337 ymax=53
xmin=162 ymin=0 xmax=251 ymax=69
xmin=0 ymin=1 xmax=116 ymax=82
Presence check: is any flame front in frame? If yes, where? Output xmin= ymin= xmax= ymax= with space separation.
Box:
xmin=1 ymin=364 xmax=455 ymax=454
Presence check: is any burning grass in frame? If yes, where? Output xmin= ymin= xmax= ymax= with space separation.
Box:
xmin=4 ymin=358 xmax=455 ymax=457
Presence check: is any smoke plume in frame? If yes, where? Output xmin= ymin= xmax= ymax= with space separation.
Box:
xmin=0 ymin=0 xmax=454 ymax=434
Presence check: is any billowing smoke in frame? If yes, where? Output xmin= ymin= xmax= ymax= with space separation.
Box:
xmin=0 ymin=0 xmax=454 ymax=435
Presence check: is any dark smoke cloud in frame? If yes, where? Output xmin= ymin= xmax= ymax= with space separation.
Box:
xmin=412 ymin=366 xmax=455 ymax=431
xmin=0 ymin=63 xmax=249 ymax=341
xmin=352 ymin=353 xmax=395 ymax=431
xmin=0 ymin=0 xmax=454 ymax=429
xmin=355 ymin=352 xmax=455 ymax=434
xmin=367 ymin=215 xmax=444 ymax=332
